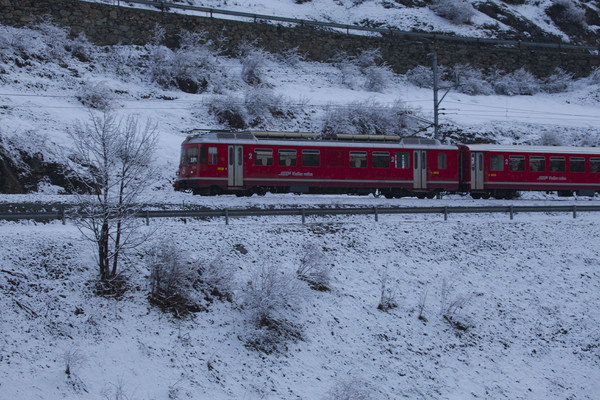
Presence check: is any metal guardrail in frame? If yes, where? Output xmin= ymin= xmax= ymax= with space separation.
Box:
xmin=1 ymin=204 xmax=599 ymax=225
xmin=107 ymin=0 xmax=599 ymax=53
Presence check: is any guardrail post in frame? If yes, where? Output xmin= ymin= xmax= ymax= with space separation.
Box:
xmin=146 ymin=210 xmax=150 ymax=226
xmin=62 ymin=208 xmax=66 ymax=225
xmin=573 ymin=205 xmax=577 ymax=219
xmin=302 ymin=209 xmax=306 ymax=224
xmin=225 ymin=209 xmax=229 ymax=225
xmin=444 ymin=206 xmax=448 ymax=221
xmin=510 ymin=206 xmax=514 ymax=220
xmin=374 ymin=206 xmax=378 ymax=222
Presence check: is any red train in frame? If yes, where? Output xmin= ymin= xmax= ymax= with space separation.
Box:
xmin=173 ymin=130 xmax=600 ymax=199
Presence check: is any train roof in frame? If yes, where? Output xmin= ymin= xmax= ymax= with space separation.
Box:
xmin=182 ymin=131 xmax=458 ymax=150
xmin=462 ymin=144 xmax=600 ymax=155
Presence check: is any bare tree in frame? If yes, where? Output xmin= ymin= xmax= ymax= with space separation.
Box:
xmin=68 ymin=111 xmax=158 ymax=283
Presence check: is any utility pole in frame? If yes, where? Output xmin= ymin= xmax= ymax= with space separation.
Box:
xmin=432 ymin=50 xmax=440 ymax=140
xmin=431 ymin=50 xmax=454 ymax=141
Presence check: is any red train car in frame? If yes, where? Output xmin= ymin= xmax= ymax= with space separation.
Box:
xmin=461 ymin=144 xmax=600 ymax=199
xmin=174 ymin=131 xmax=461 ymax=197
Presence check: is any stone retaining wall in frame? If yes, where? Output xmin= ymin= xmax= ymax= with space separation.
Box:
xmin=1 ymin=0 xmax=598 ymax=76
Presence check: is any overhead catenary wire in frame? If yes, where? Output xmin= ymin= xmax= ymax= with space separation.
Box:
xmin=2 ymin=93 xmax=599 ymax=126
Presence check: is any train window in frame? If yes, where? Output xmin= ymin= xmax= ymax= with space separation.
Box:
xmin=438 ymin=153 xmax=447 ymax=170
xmin=302 ymin=150 xmax=320 ymax=167
xmin=372 ymin=152 xmax=390 ymax=168
xmin=349 ymin=151 xmax=368 ymax=168
xmin=529 ymin=156 xmax=546 ymax=172
xmin=570 ymin=157 xmax=585 ymax=172
xmin=199 ymin=147 xmax=207 ymax=164
xmin=509 ymin=156 xmax=525 ymax=171
xmin=278 ymin=150 xmax=297 ymax=166
xmin=184 ymin=147 xmax=198 ymax=164
xmin=395 ymin=152 xmax=410 ymax=169
xmin=550 ymin=157 xmax=565 ymax=172
xmin=591 ymin=158 xmax=600 ymax=173
xmin=490 ymin=155 xmax=503 ymax=171
xmin=254 ymin=148 xmax=273 ymax=166
xmin=208 ymin=147 xmax=218 ymax=165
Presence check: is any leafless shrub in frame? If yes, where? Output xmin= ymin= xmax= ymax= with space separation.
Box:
xmin=147 ymin=242 xmax=202 ymax=316
xmin=69 ymin=32 xmax=93 ymax=63
xmin=2 ymin=19 xmax=69 ymax=62
xmin=145 ymin=27 xmax=214 ymax=93
xmin=63 ymin=347 xmax=87 ymax=393
xmin=342 ymin=64 xmax=365 ymax=89
xmin=148 ymin=243 xmax=188 ymax=297
xmin=33 ymin=18 xmax=70 ymax=59
xmin=78 ymin=81 xmax=115 ymax=110
xmin=441 ymin=277 xmax=474 ymax=331
xmin=541 ymin=68 xmax=573 ymax=94
xmin=453 ymin=65 xmax=494 ymax=95
xmin=209 ymin=89 xmax=297 ymax=129
xmin=241 ymin=263 xmax=306 ymax=353
xmin=417 ymin=286 xmax=428 ymax=322
xmin=244 ymin=88 xmax=296 ymax=127
xmin=363 ymin=65 xmax=394 ymax=92
xmin=101 ymin=377 xmax=134 ymax=400
xmin=539 ymin=130 xmax=564 ymax=146
xmin=102 ymin=46 xmax=138 ymax=77
xmin=169 ymin=31 xmax=214 ymax=93
xmin=240 ymin=44 xmax=267 ymax=87
xmin=588 ymin=68 xmax=600 ymax=84
xmin=322 ymin=99 xmax=422 ymax=137
xmin=335 ymin=49 xmax=393 ymax=92
xmin=431 ymin=0 xmax=476 ymax=24
xmin=296 ymin=243 xmax=331 ymax=291
xmin=327 ymin=377 xmax=374 ymax=400
xmin=277 ymin=47 xmax=303 ymax=67
xmin=242 ymin=263 xmax=304 ymax=324
xmin=354 ymin=49 xmax=381 ymax=70
xmin=492 ymin=68 xmax=540 ymax=96
xmin=208 ymin=94 xmax=248 ymax=129
xmin=550 ymin=0 xmax=587 ymax=27
xmin=197 ymin=254 xmax=235 ymax=302
xmin=406 ymin=65 xmax=448 ymax=88
xmin=62 ymin=347 xmax=86 ymax=377
xmin=377 ymin=267 xmax=398 ymax=312
xmin=146 ymin=26 xmax=172 ymax=88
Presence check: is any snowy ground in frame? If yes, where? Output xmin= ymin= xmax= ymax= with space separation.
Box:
xmin=92 ymin=0 xmax=599 ymax=44
xmin=1 ymin=7 xmax=600 ymax=399
xmin=1 ymin=212 xmax=600 ymax=399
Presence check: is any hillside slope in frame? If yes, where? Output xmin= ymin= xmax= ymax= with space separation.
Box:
xmin=1 ymin=20 xmax=599 ymax=193
xmin=1 ymin=214 xmax=600 ymax=399
xmin=134 ymin=0 xmax=600 ymax=45
xmin=1 ymin=3 xmax=600 ymax=399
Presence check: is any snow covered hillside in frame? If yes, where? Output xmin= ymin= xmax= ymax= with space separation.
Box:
xmin=1 ymin=19 xmax=599 ymax=193
xmin=2 ymin=213 xmax=600 ymax=399
xmin=95 ymin=0 xmax=600 ymax=45
xmin=1 ymin=3 xmax=600 ymax=399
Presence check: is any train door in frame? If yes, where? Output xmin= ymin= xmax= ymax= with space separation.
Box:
xmin=413 ymin=150 xmax=427 ymax=190
xmin=471 ymin=152 xmax=484 ymax=190
xmin=228 ymin=145 xmax=244 ymax=188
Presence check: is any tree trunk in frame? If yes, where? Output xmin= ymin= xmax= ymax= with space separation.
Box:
xmin=112 ymin=219 xmax=121 ymax=277
xmin=99 ymin=221 xmax=110 ymax=280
